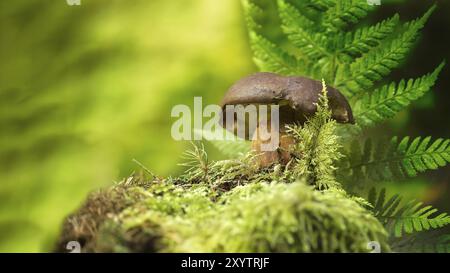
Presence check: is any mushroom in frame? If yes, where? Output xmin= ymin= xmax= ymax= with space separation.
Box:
xmin=220 ymin=72 xmax=354 ymax=167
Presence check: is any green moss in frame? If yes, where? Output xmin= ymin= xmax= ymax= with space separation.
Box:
xmin=57 ymin=172 xmax=389 ymax=252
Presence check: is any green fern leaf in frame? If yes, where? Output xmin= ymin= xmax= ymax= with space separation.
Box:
xmin=369 ymin=188 xmax=450 ymax=237
xmin=242 ymin=0 xmax=305 ymax=75
xmin=249 ymin=32 xmax=302 ymax=75
xmin=339 ymin=136 xmax=450 ymax=184
xmin=322 ymin=0 xmax=375 ymax=32
xmin=242 ymin=0 xmax=263 ymax=31
xmin=278 ymin=0 xmax=330 ymax=60
xmin=353 ymin=61 xmax=445 ymax=127
xmin=341 ymin=14 xmax=400 ymax=57
xmin=339 ymin=6 xmax=435 ymax=95
xmin=278 ymin=0 xmax=315 ymax=30
xmin=398 ymin=234 xmax=450 ymax=253
xmin=389 ymin=232 xmax=450 ymax=253
xmin=308 ymin=0 xmax=336 ymax=11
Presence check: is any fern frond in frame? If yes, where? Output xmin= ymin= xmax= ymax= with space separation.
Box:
xmin=322 ymin=0 xmax=375 ymax=32
xmin=398 ymin=136 xmax=450 ymax=175
xmin=339 ymin=136 xmax=450 ymax=184
xmin=368 ymin=188 xmax=450 ymax=237
xmin=242 ymin=0 xmax=263 ymax=31
xmin=278 ymin=0 xmax=315 ymax=30
xmin=242 ymin=0 xmax=305 ymax=75
xmin=341 ymin=14 xmax=400 ymax=57
xmin=307 ymin=0 xmax=336 ymax=11
xmin=340 ymin=6 xmax=436 ymax=95
xmin=392 ymin=233 xmax=450 ymax=253
xmin=249 ymin=31 xmax=302 ymax=75
xmin=354 ymin=62 xmax=445 ymax=127
xmin=278 ymin=0 xmax=330 ymax=60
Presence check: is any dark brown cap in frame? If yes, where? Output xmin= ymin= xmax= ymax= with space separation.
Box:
xmin=220 ymin=72 xmax=354 ymax=130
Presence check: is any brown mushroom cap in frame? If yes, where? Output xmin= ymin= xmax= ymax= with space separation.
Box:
xmin=220 ymin=72 xmax=354 ymax=136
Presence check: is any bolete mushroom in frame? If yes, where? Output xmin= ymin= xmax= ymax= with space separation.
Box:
xmin=220 ymin=72 xmax=354 ymax=167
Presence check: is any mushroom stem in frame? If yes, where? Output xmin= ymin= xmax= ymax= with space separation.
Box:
xmin=251 ymin=122 xmax=296 ymax=168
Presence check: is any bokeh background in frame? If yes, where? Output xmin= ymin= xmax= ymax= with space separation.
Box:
xmin=0 ymin=0 xmax=448 ymax=252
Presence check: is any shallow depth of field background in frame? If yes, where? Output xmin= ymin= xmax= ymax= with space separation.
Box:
xmin=0 ymin=0 xmax=449 ymax=252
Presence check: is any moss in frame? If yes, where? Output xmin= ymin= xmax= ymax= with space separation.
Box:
xmin=54 ymin=173 xmax=153 ymax=252
xmin=174 ymin=182 xmax=390 ymax=252
xmin=56 ymin=166 xmax=390 ymax=252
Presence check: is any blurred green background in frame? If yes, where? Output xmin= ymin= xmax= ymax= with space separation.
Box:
xmin=0 ymin=0 xmax=448 ymax=252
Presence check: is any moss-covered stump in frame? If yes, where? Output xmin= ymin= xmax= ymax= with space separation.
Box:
xmin=56 ymin=91 xmax=390 ymax=253
xmin=56 ymin=170 xmax=389 ymax=253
